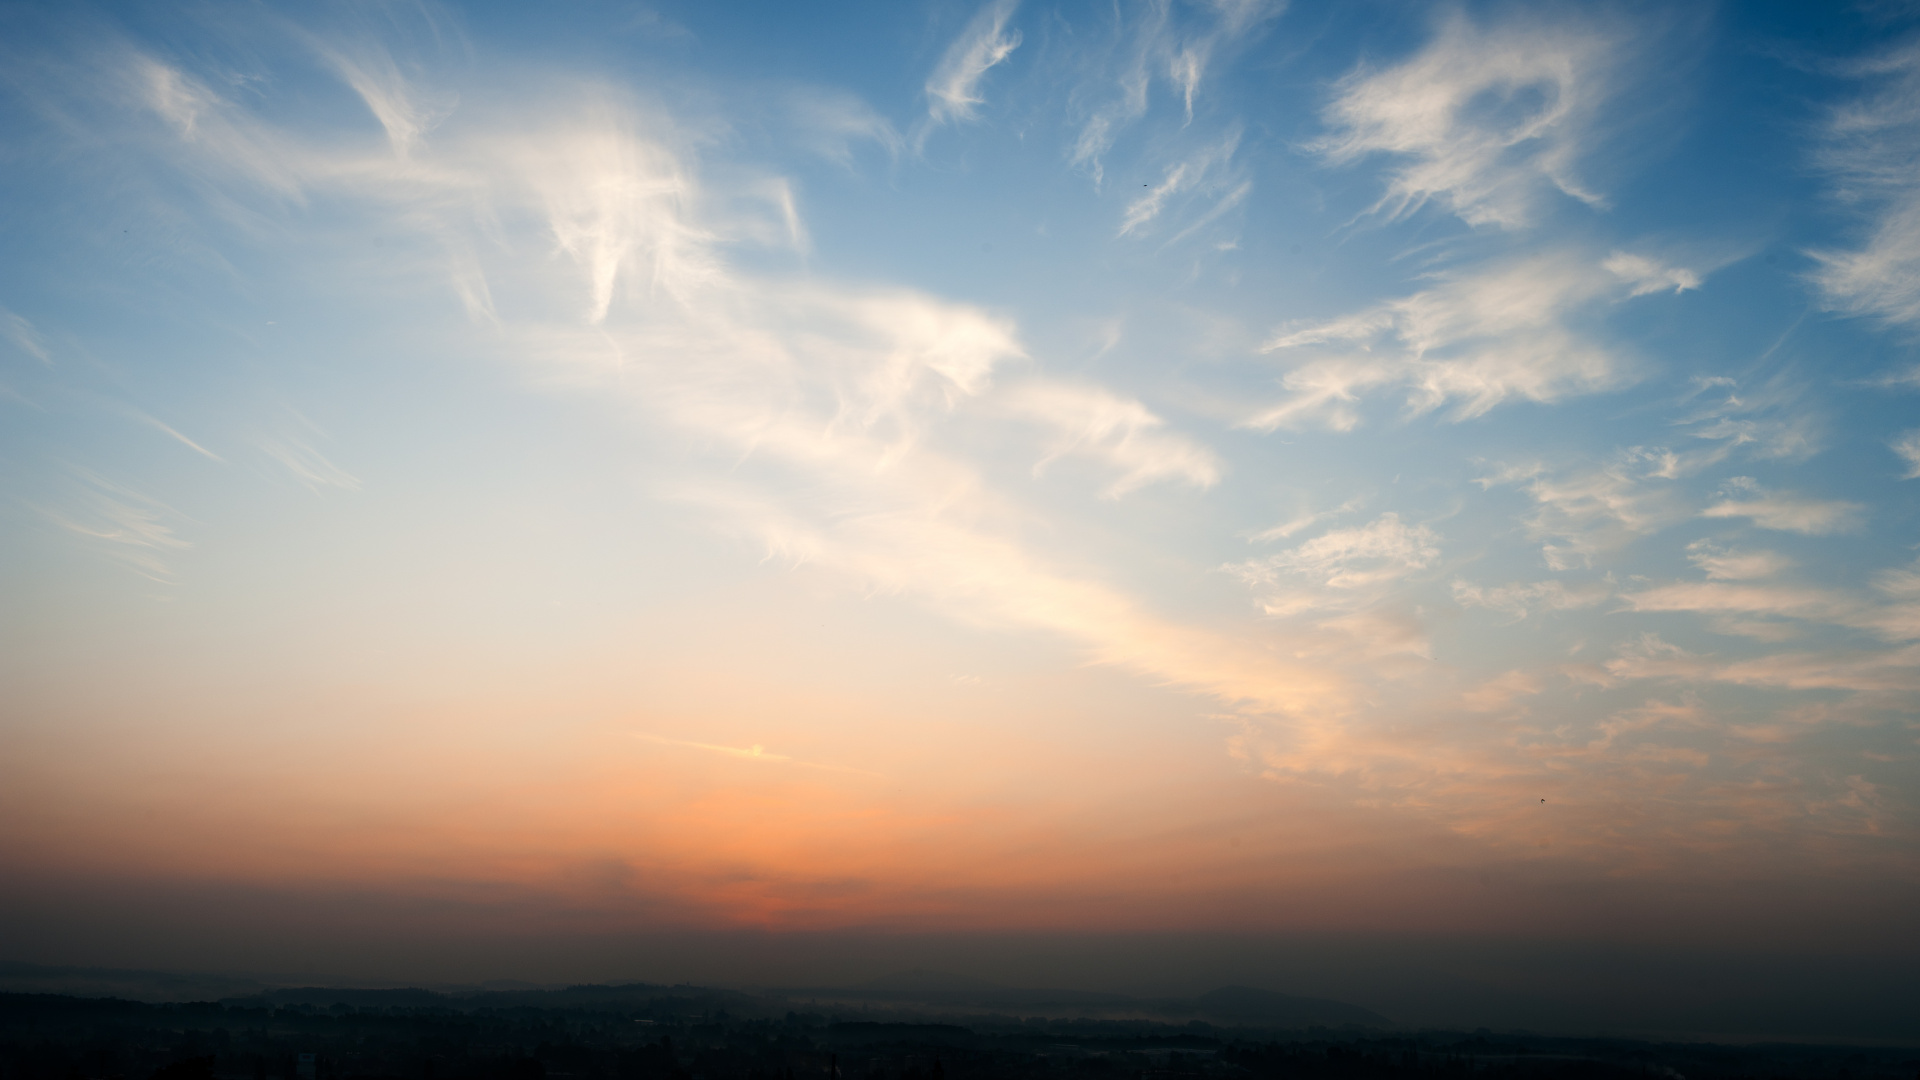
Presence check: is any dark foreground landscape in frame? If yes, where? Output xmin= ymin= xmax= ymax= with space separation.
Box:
xmin=1 ymin=981 xmax=1916 ymax=1080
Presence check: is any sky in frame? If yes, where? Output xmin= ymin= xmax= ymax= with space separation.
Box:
xmin=2 ymin=0 xmax=1919 ymax=1039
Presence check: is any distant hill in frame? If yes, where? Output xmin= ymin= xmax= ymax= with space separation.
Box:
xmin=0 ymin=961 xmax=1388 ymax=1032
xmin=1193 ymin=985 xmax=1389 ymax=1028
xmin=256 ymin=987 xmax=451 ymax=1009
xmin=790 ymin=971 xmax=1134 ymax=1011
xmin=779 ymin=970 xmax=1388 ymax=1030
xmin=251 ymin=982 xmax=777 ymax=1017
xmin=0 ymin=962 xmax=267 ymax=1003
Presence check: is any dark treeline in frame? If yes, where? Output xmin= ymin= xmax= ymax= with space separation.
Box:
xmin=1 ymin=988 xmax=1916 ymax=1080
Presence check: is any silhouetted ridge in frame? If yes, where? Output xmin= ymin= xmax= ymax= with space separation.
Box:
xmin=258 ymin=987 xmax=449 ymax=1008
xmin=1194 ymin=985 xmax=1388 ymax=1028
xmin=769 ymin=973 xmax=1392 ymax=1028
xmin=1 ymin=989 xmax=1911 ymax=1079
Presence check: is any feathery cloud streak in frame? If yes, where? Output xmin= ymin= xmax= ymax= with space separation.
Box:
xmin=1811 ymin=43 xmax=1920 ymax=327
xmin=1314 ymin=11 xmax=1621 ymax=228
xmin=1250 ymin=251 xmax=1696 ymax=429
xmin=4 ymin=2 xmax=1920 ymax=942
xmin=925 ymin=0 xmax=1023 ymax=129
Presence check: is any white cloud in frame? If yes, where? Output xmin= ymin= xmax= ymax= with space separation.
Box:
xmin=1232 ymin=513 xmax=1439 ymax=594
xmin=1064 ymin=0 xmax=1279 ymax=185
xmin=1588 ymin=695 xmax=1707 ymax=752
xmin=1670 ymin=378 xmax=1822 ymax=462
xmin=113 ymin=44 xmax=1357 ymax=732
xmin=1225 ymin=514 xmax=1444 ymax=660
xmin=1809 ymin=43 xmax=1920 ymax=326
xmin=1620 ymin=582 xmax=1860 ymax=626
xmin=42 ymin=468 xmax=190 ymax=584
xmin=1477 ymin=453 xmax=1687 ymax=569
xmin=1312 ymin=11 xmax=1621 ymax=229
xmin=925 ymin=0 xmax=1023 ymax=129
xmin=131 ymin=410 xmax=223 ymax=461
xmin=1452 ymin=578 xmax=1609 ymax=620
xmin=314 ymin=41 xmax=455 ymax=159
xmin=1602 ymin=251 xmax=1700 ymax=296
xmin=68 ymin=12 xmax=1920 ymax=865
xmin=1685 ymin=540 xmax=1792 ymax=581
xmin=1700 ymin=491 xmax=1863 ymax=535
xmin=1118 ymin=130 xmax=1244 ymax=237
xmin=130 ymin=57 xmax=307 ymax=198
xmin=1251 ymin=497 xmax=1362 ymax=542
xmin=1619 ymin=578 xmax=1920 ymax=644
xmin=1892 ymin=429 xmax=1920 ymax=478
xmin=1003 ymin=380 xmax=1221 ymax=497
xmin=693 ymin=480 xmax=1349 ymax=719
xmin=785 ymin=87 xmax=903 ymax=167
xmin=528 ymin=118 xmax=716 ymax=324
xmin=2 ymin=309 xmax=52 ymax=364
xmin=1708 ymin=645 xmax=1920 ymax=694
xmin=1250 ymin=251 xmax=1693 ymax=429
xmin=1812 ymin=198 xmax=1920 ymax=325
xmin=1873 ymin=364 xmax=1920 ymax=389
xmin=1165 ymin=0 xmax=1278 ymax=121
xmin=1459 ymin=669 xmax=1542 ymax=712
xmin=1878 ymin=561 xmax=1920 ymax=601
xmin=259 ymin=434 xmax=360 ymax=493
xmin=1598 ymin=628 xmax=1920 ymax=696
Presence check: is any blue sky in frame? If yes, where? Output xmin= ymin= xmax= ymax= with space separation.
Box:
xmin=2 ymin=0 xmax=1918 ymax=1029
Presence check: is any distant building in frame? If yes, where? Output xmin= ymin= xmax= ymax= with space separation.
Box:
xmin=296 ymin=1053 xmax=316 ymax=1080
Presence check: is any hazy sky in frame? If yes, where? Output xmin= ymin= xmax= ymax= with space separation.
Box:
xmin=2 ymin=0 xmax=1918 ymax=1035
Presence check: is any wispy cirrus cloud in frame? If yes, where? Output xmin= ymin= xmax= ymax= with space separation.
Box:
xmin=3 ymin=309 xmax=52 ymax=364
xmin=23 ymin=5 xmax=1920 ymax=899
xmin=1249 ymin=496 xmax=1363 ymax=543
xmin=1249 ymin=251 xmax=1697 ymax=429
xmin=1685 ymin=540 xmax=1792 ymax=581
xmin=1700 ymin=479 xmax=1863 ymax=534
xmin=1601 ymin=252 xmax=1700 ymax=295
xmin=257 ymin=424 xmax=359 ymax=491
xmin=1116 ymin=129 xmax=1249 ymax=242
xmin=784 ymin=87 xmax=903 ymax=168
xmin=632 ymin=733 xmax=879 ymax=776
xmin=104 ymin=36 xmax=1364 ymax=740
xmin=1872 ymin=364 xmax=1920 ymax=389
xmin=42 ymin=467 xmax=190 ymax=584
xmin=529 ymin=116 xmax=713 ymax=324
xmin=1712 ymin=644 xmax=1920 ymax=694
xmin=1671 ymin=377 xmax=1823 ymax=463
xmin=1003 ymin=379 xmax=1221 ymax=497
xmin=924 ymin=0 xmax=1022 ymax=131
xmin=312 ymin=39 xmax=455 ymax=160
xmin=1892 ymin=429 xmax=1920 ymax=478
xmin=127 ymin=409 xmax=222 ymax=461
xmin=131 ymin=56 xmax=307 ymax=198
xmin=1227 ymin=515 xmax=1444 ymax=657
xmin=1312 ymin=10 xmax=1624 ymax=229
xmin=1232 ymin=512 xmax=1439 ymax=597
xmin=1619 ymin=575 xmax=1920 ymax=644
xmin=1476 ymin=451 xmax=1689 ymax=569
xmin=1620 ymin=583 xmax=1862 ymax=631
xmin=1452 ymin=578 xmax=1609 ymax=621
xmin=1064 ymin=0 xmax=1280 ymax=186
xmin=1602 ymin=632 xmax=1920 ymax=695
xmin=1809 ymin=42 xmax=1920 ymax=326
xmin=681 ymin=470 xmax=1350 ymax=722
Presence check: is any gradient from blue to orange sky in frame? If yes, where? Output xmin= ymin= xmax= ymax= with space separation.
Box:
xmin=1 ymin=0 xmax=1918 ymax=1039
